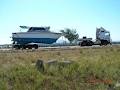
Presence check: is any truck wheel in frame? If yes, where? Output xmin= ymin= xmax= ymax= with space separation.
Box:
xmin=101 ymin=40 xmax=109 ymax=46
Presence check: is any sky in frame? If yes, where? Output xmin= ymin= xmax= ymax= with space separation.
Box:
xmin=0 ymin=0 xmax=120 ymax=44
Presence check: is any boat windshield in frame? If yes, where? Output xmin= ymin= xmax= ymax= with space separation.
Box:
xmin=28 ymin=27 xmax=50 ymax=32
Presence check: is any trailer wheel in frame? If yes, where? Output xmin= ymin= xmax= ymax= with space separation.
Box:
xmin=88 ymin=41 xmax=93 ymax=46
xmin=34 ymin=44 xmax=38 ymax=49
xmin=22 ymin=45 xmax=26 ymax=49
xmin=81 ymin=41 xmax=87 ymax=46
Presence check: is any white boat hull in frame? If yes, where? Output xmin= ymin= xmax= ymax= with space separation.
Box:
xmin=12 ymin=32 xmax=61 ymax=44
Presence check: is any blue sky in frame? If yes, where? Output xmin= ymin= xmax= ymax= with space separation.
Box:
xmin=0 ymin=0 xmax=120 ymax=44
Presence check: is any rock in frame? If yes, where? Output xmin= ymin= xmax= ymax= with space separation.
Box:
xmin=35 ymin=60 xmax=44 ymax=72
xmin=35 ymin=59 xmax=74 ymax=71
xmin=60 ymin=60 xmax=73 ymax=64
xmin=107 ymin=84 xmax=115 ymax=90
xmin=46 ymin=60 xmax=58 ymax=66
xmin=115 ymin=81 xmax=120 ymax=87
xmin=46 ymin=60 xmax=73 ymax=66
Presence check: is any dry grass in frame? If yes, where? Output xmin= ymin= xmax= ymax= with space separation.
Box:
xmin=0 ymin=46 xmax=119 ymax=66
xmin=0 ymin=45 xmax=120 ymax=90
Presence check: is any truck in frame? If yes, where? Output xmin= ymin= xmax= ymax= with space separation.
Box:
xmin=79 ymin=27 xmax=111 ymax=46
xmin=12 ymin=26 xmax=61 ymax=49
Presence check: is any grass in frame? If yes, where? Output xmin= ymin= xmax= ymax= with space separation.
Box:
xmin=0 ymin=45 xmax=120 ymax=90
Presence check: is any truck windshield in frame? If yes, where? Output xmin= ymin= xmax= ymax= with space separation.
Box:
xmin=105 ymin=33 xmax=110 ymax=36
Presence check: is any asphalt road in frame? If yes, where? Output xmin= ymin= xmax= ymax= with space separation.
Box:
xmin=0 ymin=45 xmax=115 ymax=52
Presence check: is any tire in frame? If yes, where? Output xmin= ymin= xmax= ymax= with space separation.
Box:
xmin=34 ymin=44 xmax=38 ymax=49
xmin=26 ymin=45 xmax=32 ymax=49
xmin=101 ymin=40 xmax=109 ymax=45
xmin=87 ymin=41 xmax=93 ymax=46
xmin=81 ymin=41 xmax=87 ymax=46
xmin=28 ymin=46 xmax=32 ymax=49
xmin=22 ymin=45 xmax=26 ymax=49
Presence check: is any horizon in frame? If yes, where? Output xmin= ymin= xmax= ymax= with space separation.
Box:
xmin=0 ymin=0 xmax=120 ymax=44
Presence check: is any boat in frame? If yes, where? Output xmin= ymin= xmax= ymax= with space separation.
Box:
xmin=12 ymin=26 xmax=61 ymax=44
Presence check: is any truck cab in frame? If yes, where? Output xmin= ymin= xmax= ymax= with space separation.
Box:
xmin=79 ymin=27 xmax=111 ymax=46
xmin=96 ymin=27 xmax=111 ymax=45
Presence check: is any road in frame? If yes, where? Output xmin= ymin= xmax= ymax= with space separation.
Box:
xmin=0 ymin=45 xmax=115 ymax=52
